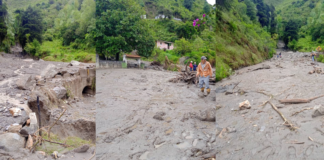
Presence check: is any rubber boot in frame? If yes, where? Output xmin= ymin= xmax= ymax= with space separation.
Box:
xmin=207 ymin=88 xmax=211 ymax=95
xmin=201 ymin=87 xmax=205 ymax=92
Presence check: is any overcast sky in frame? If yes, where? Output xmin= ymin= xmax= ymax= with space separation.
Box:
xmin=206 ymin=0 xmax=215 ymax=5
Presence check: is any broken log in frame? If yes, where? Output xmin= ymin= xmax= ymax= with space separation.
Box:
xmin=279 ymin=95 xmax=324 ymax=104
xmin=268 ymin=101 xmax=297 ymax=131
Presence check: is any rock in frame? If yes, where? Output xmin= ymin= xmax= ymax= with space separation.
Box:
xmin=0 ymin=133 xmax=26 ymax=152
xmin=74 ymin=144 xmax=90 ymax=153
xmin=16 ymin=75 xmax=33 ymax=90
xmin=239 ymin=100 xmax=251 ymax=110
xmin=226 ymin=127 xmax=236 ymax=133
xmin=41 ymin=64 xmax=59 ymax=78
xmin=312 ymin=106 xmax=324 ymax=118
xmin=9 ymin=108 xmax=21 ymax=117
xmin=36 ymin=151 xmax=46 ymax=156
xmin=153 ymin=115 xmax=164 ymax=121
xmin=8 ymin=124 xmax=22 ymax=133
xmin=52 ymin=86 xmax=67 ymax=99
xmin=26 ymin=135 xmax=33 ymax=150
xmin=196 ymin=108 xmax=215 ymax=122
xmin=26 ymin=119 xmax=30 ymax=126
xmin=52 ymin=151 xmax=59 ymax=159
xmin=70 ymin=60 xmax=81 ymax=66
xmin=20 ymin=125 xmax=37 ymax=137
xmin=153 ymin=111 xmax=166 ymax=120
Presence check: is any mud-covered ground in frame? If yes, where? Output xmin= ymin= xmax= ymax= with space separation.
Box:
xmin=216 ymin=50 xmax=324 ymax=159
xmin=0 ymin=53 xmax=95 ymax=160
xmin=96 ymin=69 xmax=216 ymax=160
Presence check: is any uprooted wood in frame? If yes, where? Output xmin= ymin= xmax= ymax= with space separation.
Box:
xmin=279 ymin=95 xmax=324 ymax=104
xmin=291 ymin=107 xmax=313 ymax=116
xmin=169 ymin=71 xmax=216 ymax=85
xmin=48 ymin=109 xmax=66 ymax=140
xmin=268 ymin=101 xmax=297 ymax=131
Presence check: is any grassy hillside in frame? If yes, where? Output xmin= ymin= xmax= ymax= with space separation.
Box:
xmin=215 ymin=0 xmax=277 ymax=81
xmin=216 ymin=9 xmax=276 ymax=81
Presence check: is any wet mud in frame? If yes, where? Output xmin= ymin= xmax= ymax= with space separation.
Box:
xmin=216 ymin=50 xmax=324 ymax=159
xmin=96 ymin=69 xmax=215 ymax=160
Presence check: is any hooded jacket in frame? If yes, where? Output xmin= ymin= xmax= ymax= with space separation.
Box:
xmin=196 ymin=61 xmax=213 ymax=77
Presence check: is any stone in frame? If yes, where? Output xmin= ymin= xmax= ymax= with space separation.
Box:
xmin=312 ymin=106 xmax=324 ymax=118
xmin=9 ymin=108 xmax=21 ymax=117
xmin=16 ymin=75 xmax=33 ymax=90
xmin=20 ymin=125 xmax=37 ymax=137
xmin=36 ymin=151 xmax=46 ymax=156
xmin=0 ymin=133 xmax=26 ymax=152
xmin=239 ymin=100 xmax=251 ymax=110
xmin=26 ymin=135 xmax=33 ymax=150
xmin=52 ymin=86 xmax=67 ymax=99
xmin=8 ymin=124 xmax=22 ymax=133
xmin=153 ymin=115 xmax=164 ymax=121
xmin=74 ymin=144 xmax=90 ymax=153
xmin=196 ymin=108 xmax=215 ymax=122
xmin=70 ymin=60 xmax=81 ymax=66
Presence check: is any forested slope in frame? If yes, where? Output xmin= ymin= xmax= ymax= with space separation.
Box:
xmin=0 ymin=0 xmax=95 ymax=62
xmin=215 ymin=0 xmax=277 ymax=81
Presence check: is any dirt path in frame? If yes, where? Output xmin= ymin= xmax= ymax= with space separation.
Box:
xmin=216 ymin=49 xmax=324 ymax=159
xmin=96 ymin=69 xmax=215 ymax=160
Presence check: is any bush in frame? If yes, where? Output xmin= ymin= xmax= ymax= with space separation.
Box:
xmin=174 ymin=38 xmax=193 ymax=55
xmin=43 ymin=34 xmax=53 ymax=41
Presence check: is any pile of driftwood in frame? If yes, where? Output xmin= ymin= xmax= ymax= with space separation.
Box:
xmin=168 ymin=61 xmax=216 ymax=85
xmin=169 ymin=71 xmax=197 ymax=84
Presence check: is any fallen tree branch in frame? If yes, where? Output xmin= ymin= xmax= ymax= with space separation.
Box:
xmin=279 ymin=95 xmax=324 ymax=104
xmin=291 ymin=107 xmax=313 ymax=116
xmin=48 ymin=109 xmax=67 ymax=140
xmin=89 ymin=151 xmax=96 ymax=160
xmin=268 ymin=101 xmax=297 ymax=131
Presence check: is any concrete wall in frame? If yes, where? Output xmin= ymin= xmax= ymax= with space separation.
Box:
xmin=97 ymin=60 xmax=123 ymax=69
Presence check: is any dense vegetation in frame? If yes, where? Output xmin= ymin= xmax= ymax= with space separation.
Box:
xmin=215 ymin=0 xmax=277 ymax=81
xmin=0 ymin=0 xmax=95 ymax=62
xmin=263 ymin=0 xmax=324 ymax=53
xmin=96 ymin=0 xmax=215 ymax=69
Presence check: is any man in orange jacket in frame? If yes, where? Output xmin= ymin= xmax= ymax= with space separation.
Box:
xmin=196 ymin=56 xmax=213 ymax=95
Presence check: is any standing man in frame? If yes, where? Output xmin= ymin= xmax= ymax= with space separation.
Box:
xmin=196 ymin=56 xmax=213 ymax=96
xmin=311 ymin=51 xmax=315 ymax=62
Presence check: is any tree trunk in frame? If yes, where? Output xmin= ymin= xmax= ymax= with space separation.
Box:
xmin=116 ymin=52 xmax=119 ymax=61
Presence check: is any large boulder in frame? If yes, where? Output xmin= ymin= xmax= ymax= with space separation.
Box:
xmin=196 ymin=108 xmax=216 ymax=122
xmin=0 ymin=133 xmax=25 ymax=152
xmin=70 ymin=60 xmax=81 ymax=66
xmin=52 ymin=86 xmax=67 ymax=99
xmin=41 ymin=64 xmax=59 ymax=79
xmin=16 ymin=75 xmax=34 ymax=90
xmin=20 ymin=124 xmax=37 ymax=137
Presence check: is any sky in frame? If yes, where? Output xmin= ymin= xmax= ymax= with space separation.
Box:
xmin=206 ymin=0 xmax=215 ymax=5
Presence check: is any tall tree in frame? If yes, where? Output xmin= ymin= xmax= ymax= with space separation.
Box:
xmin=269 ymin=4 xmax=277 ymax=35
xmin=245 ymin=0 xmax=257 ymax=22
xmin=95 ymin=0 xmax=155 ymax=59
xmin=282 ymin=19 xmax=300 ymax=46
xmin=0 ymin=0 xmax=7 ymax=43
xmin=183 ymin=0 xmax=194 ymax=11
xmin=17 ymin=6 xmax=44 ymax=48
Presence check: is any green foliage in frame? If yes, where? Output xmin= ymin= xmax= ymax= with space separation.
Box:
xmin=282 ymin=19 xmax=300 ymax=45
xmin=17 ymin=6 xmax=44 ymax=48
xmin=183 ymin=0 xmax=193 ymax=11
xmin=96 ymin=0 xmax=155 ymax=58
xmin=174 ymin=38 xmax=192 ymax=55
xmin=0 ymin=0 xmax=7 ymax=43
xmin=24 ymin=39 xmax=41 ymax=57
xmin=175 ymin=21 xmax=197 ymax=39
xmin=245 ymin=0 xmax=257 ymax=21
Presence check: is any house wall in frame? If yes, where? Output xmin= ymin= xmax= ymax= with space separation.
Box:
xmin=156 ymin=40 xmax=174 ymax=50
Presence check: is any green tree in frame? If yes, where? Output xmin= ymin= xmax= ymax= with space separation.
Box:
xmin=183 ymin=0 xmax=194 ymax=11
xmin=95 ymin=0 xmax=155 ymax=59
xmin=174 ymin=38 xmax=192 ymax=55
xmin=176 ymin=21 xmax=197 ymax=39
xmin=245 ymin=0 xmax=257 ymax=22
xmin=203 ymin=2 xmax=210 ymax=13
xmin=282 ymin=19 xmax=300 ymax=46
xmin=17 ymin=6 xmax=43 ymax=48
xmin=0 ymin=0 xmax=7 ymax=43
